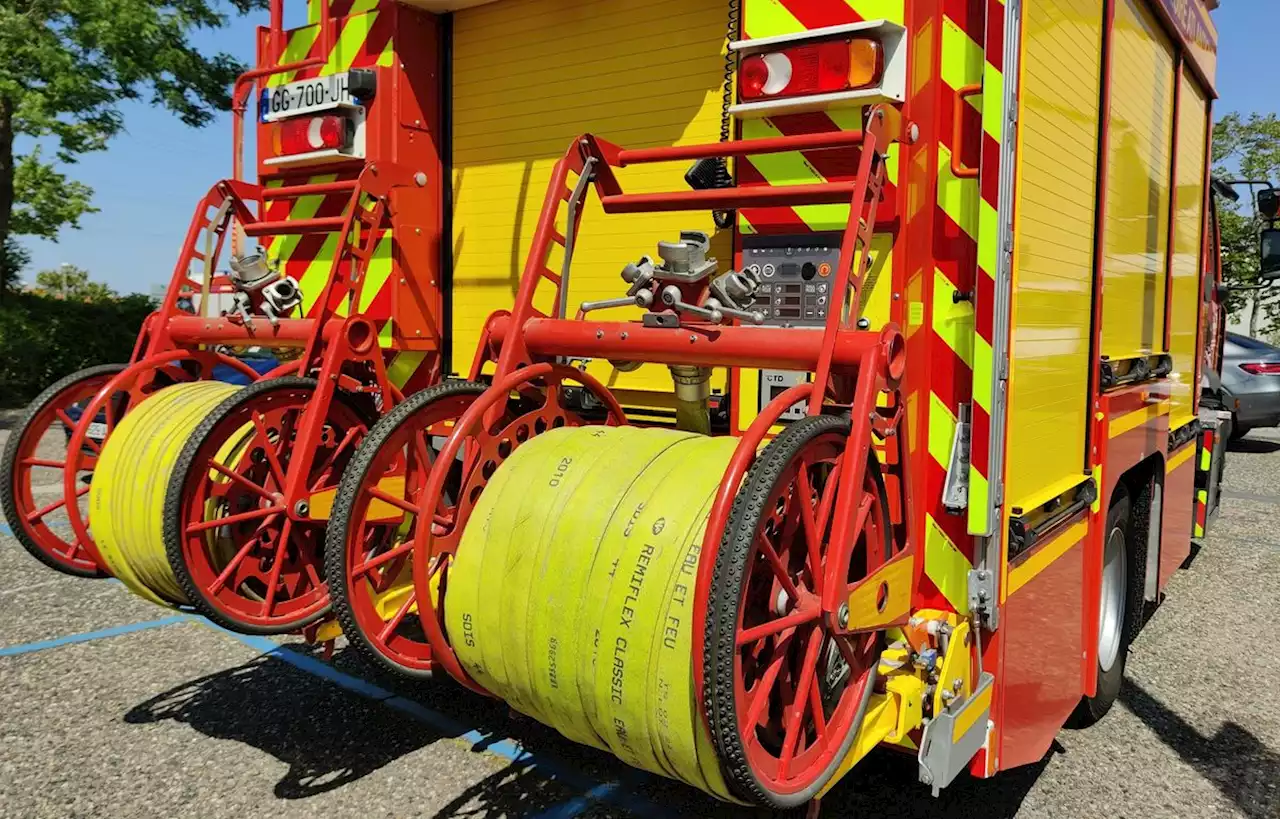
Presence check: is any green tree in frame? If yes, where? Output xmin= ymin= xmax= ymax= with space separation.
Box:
xmin=1212 ymin=112 xmax=1280 ymax=337
xmin=0 ymin=237 xmax=28 ymax=291
xmin=0 ymin=0 xmax=261 ymax=293
xmin=34 ymin=264 xmax=116 ymax=302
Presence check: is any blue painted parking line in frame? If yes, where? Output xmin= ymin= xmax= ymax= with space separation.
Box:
xmin=0 ymin=615 xmax=188 ymax=657
xmin=206 ymin=624 xmax=664 ymax=819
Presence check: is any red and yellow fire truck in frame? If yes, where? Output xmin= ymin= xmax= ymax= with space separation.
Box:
xmin=2 ymin=0 xmax=1245 ymax=810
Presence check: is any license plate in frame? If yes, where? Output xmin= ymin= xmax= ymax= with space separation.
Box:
xmin=85 ymin=422 xmax=108 ymax=441
xmin=261 ymin=74 xmax=356 ymax=122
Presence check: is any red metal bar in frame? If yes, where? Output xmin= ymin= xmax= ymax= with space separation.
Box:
xmin=243 ymin=216 xmax=348 ymax=236
xmin=617 ymin=129 xmax=867 ymax=166
xmin=262 ymin=180 xmax=359 ymax=199
xmin=516 ymin=318 xmax=881 ymax=372
xmin=601 ymin=182 xmax=860 ymax=214
xmin=167 ymin=316 xmax=341 ymax=347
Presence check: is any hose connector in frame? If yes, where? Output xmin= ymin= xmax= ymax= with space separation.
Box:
xmin=669 ymin=364 xmax=712 ymax=434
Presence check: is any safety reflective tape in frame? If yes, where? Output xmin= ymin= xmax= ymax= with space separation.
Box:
xmin=924 ymin=515 xmax=970 ymax=615
xmin=932 ymin=269 xmax=975 ymax=368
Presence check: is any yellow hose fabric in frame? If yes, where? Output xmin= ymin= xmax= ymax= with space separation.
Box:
xmin=89 ymin=381 xmax=240 ymax=607
xmin=445 ymin=426 xmax=738 ymax=798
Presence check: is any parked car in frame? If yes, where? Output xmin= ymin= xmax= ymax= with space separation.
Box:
xmin=1221 ymin=332 xmax=1280 ymax=439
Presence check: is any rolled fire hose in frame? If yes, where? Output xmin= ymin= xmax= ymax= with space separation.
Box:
xmin=445 ymin=425 xmax=742 ymax=799
xmin=89 ymin=381 xmax=241 ymax=607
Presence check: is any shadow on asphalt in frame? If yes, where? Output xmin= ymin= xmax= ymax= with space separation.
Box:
xmin=123 ymin=651 xmax=455 ymax=800
xmin=1121 ymin=676 xmax=1279 ymax=819
xmin=1228 ymin=437 xmax=1280 ymax=454
xmin=122 ymin=640 xmax=1060 ymax=818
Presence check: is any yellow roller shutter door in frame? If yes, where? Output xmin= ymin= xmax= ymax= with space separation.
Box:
xmin=450 ymin=0 xmax=731 ymax=397
xmin=1100 ymin=0 xmax=1176 ymax=363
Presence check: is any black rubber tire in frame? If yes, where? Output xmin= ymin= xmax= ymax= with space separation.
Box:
xmin=323 ymin=379 xmax=487 ymax=678
xmin=1070 ymin=482 xmax=1139 ymax=727
xmin=704 ymin=414 xmax=891 ymax=808
xmin=0 ymin=363 xmax=126 ymax=578
xmin=162 ymin=376 xmax=375 ymax=634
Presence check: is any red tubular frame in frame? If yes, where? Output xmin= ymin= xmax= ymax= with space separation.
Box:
xmin=409 ymin=112 xmax=914 ymax=697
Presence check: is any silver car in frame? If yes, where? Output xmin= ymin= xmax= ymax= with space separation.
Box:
xmin=1221 ymin=332 xmax=1280 ymax=439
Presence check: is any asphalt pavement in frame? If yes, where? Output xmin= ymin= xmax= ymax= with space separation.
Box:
xmin=1 ymin=408 xmax=1277 ymax=819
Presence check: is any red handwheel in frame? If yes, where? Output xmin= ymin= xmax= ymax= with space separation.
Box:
xmin=704 ymin=414 xmax=894 ymax=808
xmin=324 ymin=380 xmax=490 ymax=677
xmin=1 ymin=365 xmax=127 ymax=576
xmin=164 ymin=377 xmax=373 ymax=634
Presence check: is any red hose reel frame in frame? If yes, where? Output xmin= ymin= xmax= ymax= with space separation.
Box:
xmin=407 ymin=106 xmax=919 ymax=695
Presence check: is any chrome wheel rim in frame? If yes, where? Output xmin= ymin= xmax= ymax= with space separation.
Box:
xmin=1097 ymin=527 xmax=1126 ymax=672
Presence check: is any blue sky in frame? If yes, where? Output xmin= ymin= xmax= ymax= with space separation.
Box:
xmin=16 ymin=1 xmax=1280 ymax=295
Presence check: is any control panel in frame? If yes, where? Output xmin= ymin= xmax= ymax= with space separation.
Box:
xmin=741 ymin=236 xmax=841 ymax=328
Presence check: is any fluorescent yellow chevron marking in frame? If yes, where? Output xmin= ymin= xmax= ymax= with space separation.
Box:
xmin=978 ymin=201 xmax=998 ymax=275
xmin=1200 ymin=444 xmax=1211 ymax=471
xmin=358 ymin=233 xmax=394 ymax=314
xmin=968 ymin=471 xmax=988 ymax=523
xmin=928 ymin=392 xmax=957 ymax=470
xmin=742 ymin=0 xmax=803 ymax=39
xmin=851 ymin=0 xmax=906 ymax=24
xmin=307 ymin=0 xmax=325 ymax=24
xmin=272 ymin=24 xmax=321 ymax=87
xmin=982 ymin=64 xmax=1004 ymax=143
xmin=925 ymin=514 xmax=971 ymax=615
xmin=388 ymin=351 xmax=428 ymax=388
xmin=937 ymin=146 xmax=979 ymax=239
xmin=942 ymin=17 xmax=985 ymax=95
xmin=1091 ymin=465 xmax=1103 ymax=513
xmin=377 ymin=36 xmax=395 ymax=68
xmin=323 ymin=12 xmax=378 ymax=77
xmin=932 ymin=269 xmax=974 ymax=368
xmin=972 ymin=335 xmax=992 ymax=413
xmin=299 ymin=233 xmax=340 ymax=315
xmin=378 ymin=318 xmax=394 ymax=347
xmin=266 ymin=174 xmax=337 ymax=269
xmin=351 ymin=0 xmax=379 ymax=13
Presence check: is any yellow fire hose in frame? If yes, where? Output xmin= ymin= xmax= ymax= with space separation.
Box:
xmin=445 ymin=425 xmax=742 ymax=799
xmin=89 ymin=381 xmax=241 ymax=607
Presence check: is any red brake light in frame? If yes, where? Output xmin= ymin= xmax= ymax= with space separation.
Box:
xmin=739 ymin=38 xmax=882 ymax=102
xmin=275 ymin=115 xmax=348 ymax=156
xmin=1240 ymin=362 xmax=1280 ymax=375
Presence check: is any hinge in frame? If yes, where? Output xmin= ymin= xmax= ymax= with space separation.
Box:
xmin=943 ymin=403 xmax=972 ymax=513
xmin=967 ymin=568 xmax=998 ymax=630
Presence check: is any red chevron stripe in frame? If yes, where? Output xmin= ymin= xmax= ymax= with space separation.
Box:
xmin=737 ymin=160 xmax=815 ymax=235
xmin=776 ymin=0 xmax=862 ymax=30
xmin=974 ymin=257 xmax=994 ymax=345
xmin=944 ymin=0 xmax=984 ymax=45
xmin=925 ymin=453 xmax=977 ymax=562
xmin=985 ymin=0 xmax=1005 ymax=71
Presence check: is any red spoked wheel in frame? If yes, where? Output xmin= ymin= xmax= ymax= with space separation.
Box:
xmin=403 ymin=364 xmax=628 ymax=691
xmin=324 ymin=380 xmax=495 ymax=677
xmin=704 ymin=414 xmax=893 ymax=808
xmin=59 ymin=351 xmax=262 ymax=570
xmin=163 ymin=376 xmax=374 ymax=634
xmin=0 ymin=365 xmax=129 ymax=576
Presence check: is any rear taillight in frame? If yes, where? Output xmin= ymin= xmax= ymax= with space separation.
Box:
xmin=740 ymin=38 xmax=882 ymax=102
xmin=273 ymin=115 xmax=349 ymax=156
xmin=1240 ymin=362 xmax=1280 ymax=375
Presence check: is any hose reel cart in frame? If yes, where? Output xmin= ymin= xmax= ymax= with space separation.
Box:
xmin=328 ymin=105 xmax=994 ymax=808
xmin=1 ymin=0 xmax=464 ymax=638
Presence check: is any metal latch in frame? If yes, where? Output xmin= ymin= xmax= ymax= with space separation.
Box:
xmin=967 ymin=568 xmax=998 ymax=631
xmin=942 ymin=404 xmax=972 ymax=513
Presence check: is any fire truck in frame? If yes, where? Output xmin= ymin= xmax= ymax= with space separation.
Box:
xmin=1 ymin=0 xmax=1244 ymax=810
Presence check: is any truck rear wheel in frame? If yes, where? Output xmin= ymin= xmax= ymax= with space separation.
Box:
xmin=1071 ymin=484 xmax=1135 ymax=726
